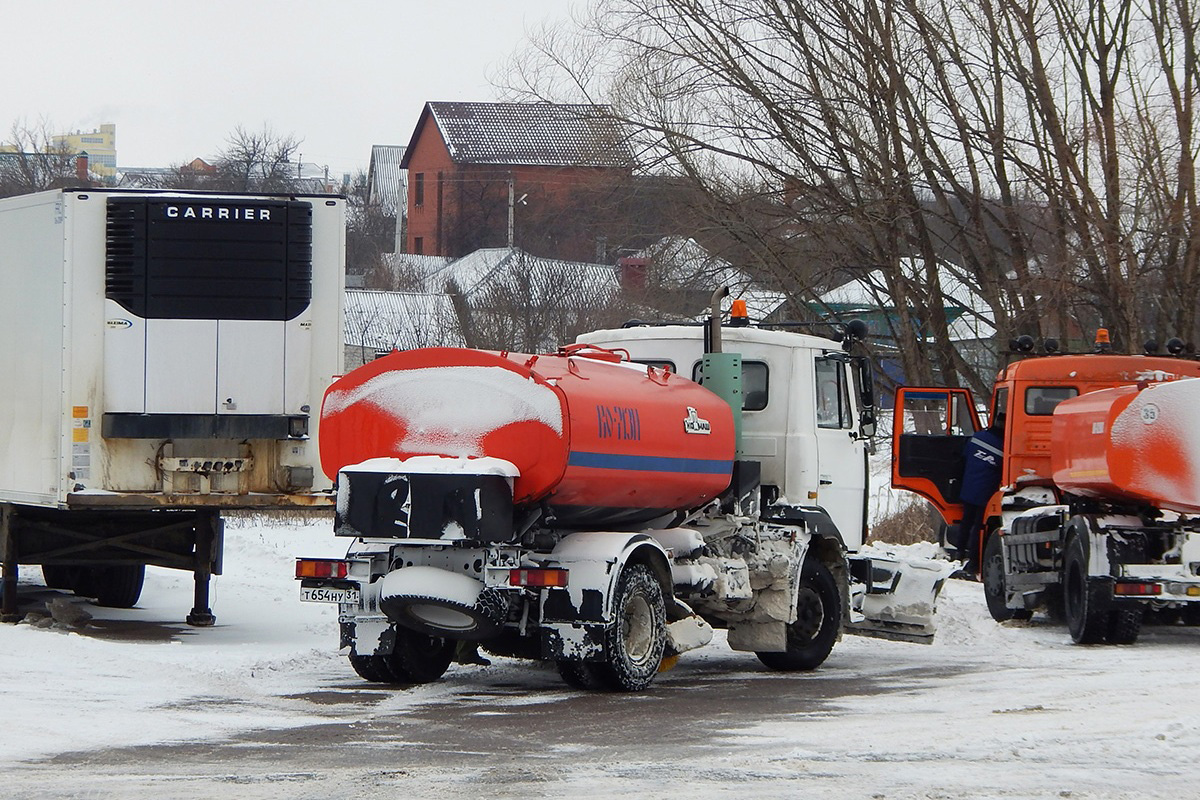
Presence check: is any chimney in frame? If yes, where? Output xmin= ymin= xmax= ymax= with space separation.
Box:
xmin=617 ymin=256 xmax=649 ymax=292
xmin=75 ymin=152 xmax=90 ymax=185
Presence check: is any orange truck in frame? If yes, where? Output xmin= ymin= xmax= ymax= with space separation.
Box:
xmin=892 ymin=335 xmax=1200 ymax=644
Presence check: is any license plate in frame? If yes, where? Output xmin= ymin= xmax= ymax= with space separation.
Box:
xmin=300 ymin=586 xmax=361 ymax=605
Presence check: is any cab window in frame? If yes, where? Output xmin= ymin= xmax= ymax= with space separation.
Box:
xmin=691 ymin=360 xmax=769 ymax=411
xmin=1025 ymin=386 xmax=1078 ymax=416
xmin=900 ymin=390 xmax=977 ymax=436
xmin=815 ymin=357 xmax=852 ymax=429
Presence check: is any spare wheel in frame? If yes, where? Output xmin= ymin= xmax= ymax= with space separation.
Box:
xmin=379 ymin=566 xmax=506 ymax=640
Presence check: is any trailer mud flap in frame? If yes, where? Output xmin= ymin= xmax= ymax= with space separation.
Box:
xmin=846 ymin=546 xmax=956 ymax=644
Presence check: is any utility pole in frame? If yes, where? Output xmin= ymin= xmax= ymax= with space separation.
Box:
xmin=507 ymin=173 xmax=515 ymax=249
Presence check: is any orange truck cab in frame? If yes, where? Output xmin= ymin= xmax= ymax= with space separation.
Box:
xmin=893 ymin=345 xmax=1200 ymax=644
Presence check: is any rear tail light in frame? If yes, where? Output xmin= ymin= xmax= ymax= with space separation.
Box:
xmin=1113 ymin=581 xmax=1161 ymax=596
xmin=510 ymin=568 xmax=569 ymax=588
xmin=296 ymin=558 xmax=350 ymax=580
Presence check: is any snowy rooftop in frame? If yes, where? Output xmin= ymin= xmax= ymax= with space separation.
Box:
xmin=344 ymin=289 xmax=464 ymax=351
xmin=425 ymin=247 xmax=620 ymax=304
xmin=367 ymin=144 xmax=407 ymax=216
xmin=406 ymin=102 xmax=637 ymax=168
xmin=818 ymin=259 xmax=996 ymax=341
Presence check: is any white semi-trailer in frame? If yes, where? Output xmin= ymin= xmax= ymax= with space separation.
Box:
xmin=0 ymin=188 xmax=344 ymax=624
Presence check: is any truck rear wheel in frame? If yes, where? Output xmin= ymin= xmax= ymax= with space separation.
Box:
xmin=983 ymin=534 xmax=1032 ymax=622
xmin=757 ymin=557 xmax=840 ymax=672
xmin=348 ymin=653 xmax=393 ymax=683
xmin=596 ymin=563 xmax=666 ymax=691
xmin=1064 ymin=535 xmax=1108 ymax=644
xmin=1105 ymin=608 xmax=1142 ymax=645
xmin=557 ymin=660 xmax=609 ymax=690
xmin=386 ymin=628 xmax=455 ymax=683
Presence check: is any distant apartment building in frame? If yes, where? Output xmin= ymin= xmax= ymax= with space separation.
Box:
xmin=53 ymin=124 xmax=117 ymax=177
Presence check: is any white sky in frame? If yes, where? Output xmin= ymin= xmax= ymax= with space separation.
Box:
xmin=0 ymin=0 xmax=579 ymax=177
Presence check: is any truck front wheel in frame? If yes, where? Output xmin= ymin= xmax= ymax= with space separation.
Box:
xmin=757 ymin=557 xmax=840 ymax=672
xmin=983 ymin=534 xmax=1031 ymax=622
xmin=596 ymin=563 xmax=667 ymax=691
xmin=1064 ymin=535 xmax=1109 ymax=644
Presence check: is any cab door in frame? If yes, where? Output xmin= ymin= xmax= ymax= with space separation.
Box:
xmin=813 ymin=355 xmax=868 ymax=549
xmin=891 ymin=387 xmax=981 ymax=525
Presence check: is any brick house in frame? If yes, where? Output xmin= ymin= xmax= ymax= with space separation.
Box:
xmin=399 ymin=102 xmax=636 ymax=262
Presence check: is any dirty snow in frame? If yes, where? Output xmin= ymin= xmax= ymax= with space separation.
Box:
xmin=1 ymin=514 xmax=1199 ymax=797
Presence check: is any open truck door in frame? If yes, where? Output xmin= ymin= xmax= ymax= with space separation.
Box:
xmin=891 ymin=388 xmax=982 ymax=528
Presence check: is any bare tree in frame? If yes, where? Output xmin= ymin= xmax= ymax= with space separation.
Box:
xmin=343 ymin=169 xmax=400 ymax=283
xmin=0 ymin=119 xmax=83 ymax=197
xmin=165 ymin=125 xmax=303 ymax=193
xmin=458 ymin=251 xmax=636 ymax=351
xmin=501 ymin=0 xmax=1200 ymax=392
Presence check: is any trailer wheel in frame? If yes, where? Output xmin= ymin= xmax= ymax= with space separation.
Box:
xmin=596 ymin=563 xmax=666 ymax=691
xmin=386 ymin=628 xmax=455 ymax=683
xmin=89 ymin=565 xmax=145 ymax=608
xmin=757 ymin=557 xmax=840 ymax=672
xmin=1064 ymin=535 xmax=1108 ymax=644
xmin=983 ymin=534 xmax=1031 ymax=622
xmin=40 ymin=565 xmax=77 ymax=591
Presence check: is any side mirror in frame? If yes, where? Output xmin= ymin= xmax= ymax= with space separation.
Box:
xmin=855 ymin=356 xmax=876 ymax=437
xmin=860 ymin=410 xmax=877 ymax=438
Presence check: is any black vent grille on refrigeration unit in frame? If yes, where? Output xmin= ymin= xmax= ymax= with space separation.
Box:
xmin=104 ymin=197 xmax=313 ymax=321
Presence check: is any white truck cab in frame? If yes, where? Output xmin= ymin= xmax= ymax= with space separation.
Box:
xmin=578 ymin=323 xmax=875 ymax=552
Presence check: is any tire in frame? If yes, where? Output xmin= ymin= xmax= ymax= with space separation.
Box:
xmin=1106 ymin=607 xmax=1143 ymax=645
xmin=982 ymin=533 xmax=1032 ymax=622
xmin=1043 ymin=585 xmax=1067 ymax=624
xmin=1063 ymin=535 xmax=1108 ymax=644
xmin=385 ymin=628 xmax=455 ymax=684
xmin=594 ymin=563 xmax=667 ymax=692
xmin=557 ymin=660 xmax=610 ymax=690
xmin=40 ymin=565 xmax=77 ymax=590
xmin=757 ymin=557 xmax=841 ymax=672
xmin=92 ymin=565 xmax=146 ymax=608
xmin=348 ymin=653 xmax=392 ymax=683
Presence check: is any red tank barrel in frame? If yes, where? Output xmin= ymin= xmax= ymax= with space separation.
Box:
xmin=319 ymin=347 xmax=736 ymax=527
xmin=1051 ymin=379 xmax=1200 ymax=513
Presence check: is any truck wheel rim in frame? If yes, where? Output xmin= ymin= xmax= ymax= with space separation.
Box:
xmin=621 ymin=595 xmax=654 ymax=665
xmin=794 ymin=587 xmax=823 ymax=640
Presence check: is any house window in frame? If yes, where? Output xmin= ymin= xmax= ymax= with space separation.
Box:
xmin=413 ymin=237 xmax=424 ymax=255
xmin=414 ymin=173 xmax=424 ymax=207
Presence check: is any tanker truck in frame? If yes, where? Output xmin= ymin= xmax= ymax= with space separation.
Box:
xmin=297 ymin=296 xmax=953 ymax=690
xmin=892 ymin=334 xmax=1200 ymax=644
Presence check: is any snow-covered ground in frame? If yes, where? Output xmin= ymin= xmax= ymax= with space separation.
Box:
xmin=3 ymin=515 xmax=1200 ymax=799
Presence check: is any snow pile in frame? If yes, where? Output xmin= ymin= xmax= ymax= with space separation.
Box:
xmin=0 ymin=517 xmax=350 ymax=765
